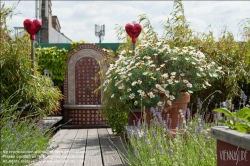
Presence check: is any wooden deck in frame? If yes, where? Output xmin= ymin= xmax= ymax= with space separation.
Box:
xmin=30 ymin=128 xmax=127 ymax=166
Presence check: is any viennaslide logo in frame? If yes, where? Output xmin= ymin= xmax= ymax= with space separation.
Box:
xmin=219 ymin=146 xmax=248 ymax=165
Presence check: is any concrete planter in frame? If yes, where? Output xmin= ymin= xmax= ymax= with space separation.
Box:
xmin=211 ymin=126 xmax=250 ymax=166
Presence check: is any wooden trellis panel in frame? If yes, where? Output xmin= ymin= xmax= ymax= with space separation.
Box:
xmin=75 ymin=57 xmax=101 ymax=105
xmin=64 ymin=109 xmax=106 ymax=126
xmin=63 ymin=44 xmax=107 ymax=127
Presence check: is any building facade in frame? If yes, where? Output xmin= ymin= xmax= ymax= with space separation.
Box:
xmin=37 ymin=0 xmax=71 ymax=43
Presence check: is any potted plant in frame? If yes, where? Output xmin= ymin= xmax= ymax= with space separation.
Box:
xmin=100 ymin=38 xmax=223 ymax=130
xmin=211 ymin=100 xmax=250 ymax=166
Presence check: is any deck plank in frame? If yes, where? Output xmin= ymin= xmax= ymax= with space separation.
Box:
xmin=43 ymin=129 xmax=78 ymax=166
xmin=98 ymin=128 xmax=124 ymax=166
xmin=107 ymin=128 xmax=129 ymax=166
xmin=32 ymin=129 xmax=70 ymax=166
xmin=63 ymin=129 xmax=87 ymax=166
xmin=84 ymin=129 xmax=103 ymax=166
xmin=31 ymin=128 xmax=127 ymax=166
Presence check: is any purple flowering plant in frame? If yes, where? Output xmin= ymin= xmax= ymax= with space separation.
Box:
xmin=112 ymin=104 xmax=217 ymax=165
xmin=0 ymin=101 xmax=53 ymax=165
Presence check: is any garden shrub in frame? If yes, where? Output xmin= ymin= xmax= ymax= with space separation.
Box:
xmin=111 ymin=106 xmax=217 ymax=166
xmin=0 ymin=98 xmax=53 ymax=166
xmin=36 ymin=46 xmax=69 ymax=88
xmin=0 ymin=2 xmax=62 ymax=116
xmin=163 ymin=0 xmax=250 ymax=108
xmin=0 ymin=36 xmax=62 ymax=116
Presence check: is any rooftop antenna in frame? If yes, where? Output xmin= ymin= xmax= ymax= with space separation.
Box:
xmin=35 ymin=0 xmax=42 ymax=19
xmin=95 ymin=24 xmax=105 ymax=43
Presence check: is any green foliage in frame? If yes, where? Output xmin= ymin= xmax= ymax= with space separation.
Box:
xmin=157 ymin=0 xmax=250 ymax=107
xmin=0 ymin=31 xmax=62 ymax=116
xmin=100 ymin=32 xmax=222 ymax=135
xmin=213 ymin=107 xmax=250 ymax=133
xmin=0 ymin=99 xmax=53 ymax=166
xmin=114 ymin=112 xmax=216 ymax=166
xmin=70 ymin=40 xmax=87 ymax=50
xmin=163 ymin=0 xmax=192 ymax=48
xmin=99 ymin=84 xmax=132 ymax=135
xmin=36 ymin=46 xmax=69 ymax=87
xmin=0 ymin=2 xmax=19 ymax=31
xmin=0 ymin=2 xmax=63 ymax=116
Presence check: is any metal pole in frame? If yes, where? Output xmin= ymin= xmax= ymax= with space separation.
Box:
xmin=31 ymin=40 xmax=35 ymax=71
xmin=133 ymin=42 xmax=135 ymax=56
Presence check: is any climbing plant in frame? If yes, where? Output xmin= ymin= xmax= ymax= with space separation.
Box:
xmin=36 ymin=47 xmax=69 ymax=87
xmin=36 ymin=40 xmax=92 ymax=87
xmin=70 ymin=39 xmax=86 ymax=50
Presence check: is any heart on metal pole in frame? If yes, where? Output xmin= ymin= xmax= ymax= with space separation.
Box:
xmin=125 ymin=23 xmax=142 ymax=43
xmin=23 ymin=19 xmax=42 ymax=40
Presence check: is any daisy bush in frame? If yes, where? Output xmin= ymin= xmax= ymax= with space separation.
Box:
xmin=100 ymin=38 xmax=223 ymax=135
xmin=102 ymin=38 xmax=223 ymax=107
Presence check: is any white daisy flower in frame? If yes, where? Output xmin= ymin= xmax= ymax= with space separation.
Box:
xmin=182 ymin=79 xmax=188 ymax=83
xmin=162 ymin=73 xmax=169 ymax=79
xmin=132 ymin=81 xmax=137 ymax=86
xmin=187 ymin=83 xmax=192 ymax=88
xmin=171 ymin=72 xmax=176 ymax=76
xmin=170 ymin=95 xmax=175 ymax=100
xmin=160 ymin=64 xmax=165 ymax=67
xmin=148 ymin=92 xmax=155 ymax=98
xmin=137 ymin=90 xmax=145 ymax=97
xmin=168 ymin=79 xmax=173 ymax=84
xmin=213 ymin=73 xmax=218 ymax=77
xmin=205 ymin=81 xmax=211 ymax=86
xmin=150 ymin=64 xmax=156 ymax=67
xmin=118 ymin=84 xmax=124 ymax=89
xmin=202 ymin=84 xmax=207 ymax=89
xmin=129 ymin=93 xmax=135 ymax=99
xmin=167 ymin=100 xmax=172 ymax=106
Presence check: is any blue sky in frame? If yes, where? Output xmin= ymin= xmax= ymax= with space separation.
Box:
xmin=2 ymin=0 xmax=250 ymax=43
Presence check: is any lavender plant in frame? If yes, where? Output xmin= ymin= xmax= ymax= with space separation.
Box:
xmin=0 ymin=101 xmax=54 ymax=166
xmin=112 ymin=106 xmax=217 ymax=166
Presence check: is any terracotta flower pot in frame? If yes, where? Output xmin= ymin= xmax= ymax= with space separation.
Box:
xmin=162 ymin=93 xmax=190 ymax=129
xmin=128 ymin=108 xmax=152 ymax=125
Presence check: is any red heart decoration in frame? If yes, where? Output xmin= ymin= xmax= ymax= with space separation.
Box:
xmin=23 ymin=19 xmax=42 ymax=40
xmin=125 ymin=23 xmax=142 ymax=43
